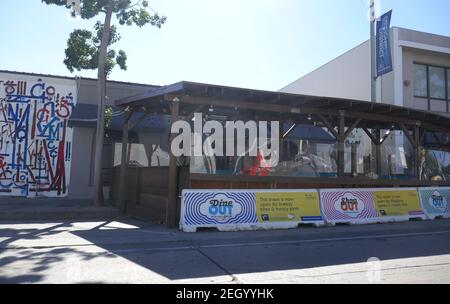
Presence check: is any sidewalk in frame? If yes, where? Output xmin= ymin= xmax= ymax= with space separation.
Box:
xmin=0 ymin=220 xmax=450 ymax=284
xmin=1 ymin=218 xmax=449 ymax=283
xmin=2 ymin=217 xmax=449 ymax=251
xmin=0 ymin=197 xmax=119 ymax=221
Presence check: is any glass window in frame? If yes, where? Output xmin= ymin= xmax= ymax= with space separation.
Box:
xmin=447 ymin=68 xmax=450 ymax=100
xmin=114 ymin=143 xmax=150 ymax=167
xmin=413 ymin=64 xmax=427 ymax=97
xmin=429 ymin=66 xmax=445 ymax=99
xmin=420 ymin=149 xmax=450 ymax=181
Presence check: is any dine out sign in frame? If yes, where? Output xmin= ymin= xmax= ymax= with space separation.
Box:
xmin=197 ymin=194 xmax=244 ymax=223
xmin=208 ymin=199 xmax=234 ymax=216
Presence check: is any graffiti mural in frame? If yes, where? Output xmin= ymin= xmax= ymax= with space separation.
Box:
xmin=0 ymin=74 xmax=76 ymax=197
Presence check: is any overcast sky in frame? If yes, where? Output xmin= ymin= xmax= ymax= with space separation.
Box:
xmin=1 ymin=0 xmax=449 ymax=90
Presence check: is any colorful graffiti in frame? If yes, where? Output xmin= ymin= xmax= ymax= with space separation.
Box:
xmin=0 ymin=75 xmax=76 ymax=197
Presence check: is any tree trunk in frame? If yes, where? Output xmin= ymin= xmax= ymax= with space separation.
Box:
xmin=93 ymin=6 xmax=113 ymax=207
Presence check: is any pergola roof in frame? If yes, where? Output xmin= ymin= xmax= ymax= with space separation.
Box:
xmin=113 ymin=81 xmax=450 ymax=228
xmin=115 ymin=81 xmax=450 ymax=133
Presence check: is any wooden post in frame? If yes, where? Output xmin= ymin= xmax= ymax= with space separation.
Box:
xmin=118 ymin=111 xmax=133 ymax=213
xmin=166 ymin=98 xmax=180 ymax=229
xmin=400 ymin=122 xmax=422 ymax=179
xmin=375 ymin=129 xmax=382 ymax=177
xmin=279 ymin=120 xmax=285 ymax=163
xmin=338 ymin=112 xmax=345 ymax=177
xmin=414 ymin=124 xmax=421 ymax=180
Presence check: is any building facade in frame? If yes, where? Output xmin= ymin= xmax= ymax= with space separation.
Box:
xmin=280 ymin=27 xmax=450 ymax=178
xmin=0 ymin=70 xmax=168 ymax=200
xmin=1 ymin=27 xmax=449 ymax=203
xmin=281 ymin=27 xmax=450 ymax=114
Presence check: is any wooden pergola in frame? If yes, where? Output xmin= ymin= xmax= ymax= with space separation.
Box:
xmin=114 ymin=81 xmax=450 ymax=228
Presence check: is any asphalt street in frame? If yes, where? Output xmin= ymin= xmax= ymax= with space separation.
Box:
xmin=0 ymin=218 xmax=449 ymax=284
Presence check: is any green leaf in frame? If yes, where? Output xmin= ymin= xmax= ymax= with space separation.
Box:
xmin=43 ymin=0 xmax=166 ymax=75
xmin=104 ymin=106 xmax=113 ymax=128
xmin=116 ymin=50 xmax=127 ymax=71
xmin=64 ymin=24 xmax=125 ymax=75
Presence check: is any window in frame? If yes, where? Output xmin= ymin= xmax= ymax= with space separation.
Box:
xmin=448 ymin=68 xmax=450 ymax=100
xmin=429 ymin=66 xmax=446 ymax=99
xmin=413 ymin=64 xmax=427 ymax=97
xmin=413 ymin=64 xmax=450 ymax=112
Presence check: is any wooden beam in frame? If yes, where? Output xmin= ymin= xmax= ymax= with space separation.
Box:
xmin=432 ymin=132 xmax=442 ymax=145
xmin=318 ymin=114 xmax=338 ymax=139
xmin=344 ymin=118 xmax=362 ymax=139
xmin=349 ymin=103 xmax=375 ymax=112
xmin=161 ymin=94 xmax=450 ymax=134
xmin=304 ymin=98 xmax=331 ymax=108
xmin=399 ymin=123 xmax=415 ymax=146
xmin=129 ymin=113 xmax=149 ymax=131
xmin=363 ymin=128 xmax=380 ymax=145
xmin=338 ymin=100 xmax=354 ymax=110
xmin=380 ymin=127 xmax=395 ymax=145
xmin=186 ymin=104 xmax=207 ymax=121
xmin=372 ymin=105 xmax=392 ymax=114
xmin=118 ymin=111 xmax=134 ymax=213
xmin=337 ymin=113 xmax=345 ymax=177
xmin=420 ymin=128 xmax=427 ymax=143
xmin=189 ymin=173 xmax=450 ymax=187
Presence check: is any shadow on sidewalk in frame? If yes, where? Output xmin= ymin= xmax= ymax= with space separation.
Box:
xmin=1 ymin=219 xmax=450 ymax=283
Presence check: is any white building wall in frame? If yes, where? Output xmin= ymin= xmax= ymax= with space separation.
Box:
xmin=280 ymin=41 xmax=371 ymax=102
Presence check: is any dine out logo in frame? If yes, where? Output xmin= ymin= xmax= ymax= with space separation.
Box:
xmin=429 ymin=191 xmax=447 ymax=212
xmin=334 ymin=194 xmax=365 ymax=218
xmin=199 ymin=194 xmax=242 ymax=223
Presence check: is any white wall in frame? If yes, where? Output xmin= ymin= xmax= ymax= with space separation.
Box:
xmin=280 ymin=41 xmax=371 ymax=102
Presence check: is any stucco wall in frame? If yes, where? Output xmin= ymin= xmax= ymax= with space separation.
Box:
xmin=78 ymin=78 xmax=156 ymax=106
xmin=68 ymin=126 xmax=95 ymax=198
xmin=280 ymin=27 xmax=450 ymax=110
xmin=280 ymin=41 xmax=372 ymax=101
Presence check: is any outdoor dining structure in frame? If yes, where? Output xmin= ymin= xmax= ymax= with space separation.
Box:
xmin=112 ymin=81 xmax=450 ymax=229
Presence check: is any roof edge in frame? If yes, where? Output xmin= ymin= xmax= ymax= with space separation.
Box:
xmin=0 ymin=69 xmax=161 ymax=88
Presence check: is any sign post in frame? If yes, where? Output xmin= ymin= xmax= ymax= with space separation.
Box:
xmin=370 ymin=0 xmax=376 ymax=103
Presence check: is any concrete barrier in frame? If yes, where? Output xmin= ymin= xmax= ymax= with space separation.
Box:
xmin=418 ymin=187 xmax=450 ymax=219
xmin=180 ymin=189 xmax=324 ymax=232
xmin=319 ymin=188 xmax=425 ymax=225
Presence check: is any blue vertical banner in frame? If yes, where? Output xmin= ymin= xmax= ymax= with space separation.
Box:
xmin=376 ymin=10 xmax=393 ymax=77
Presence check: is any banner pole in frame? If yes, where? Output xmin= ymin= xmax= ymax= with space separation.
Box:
xmin=370 ymin=0 xmax=377 ymax=103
